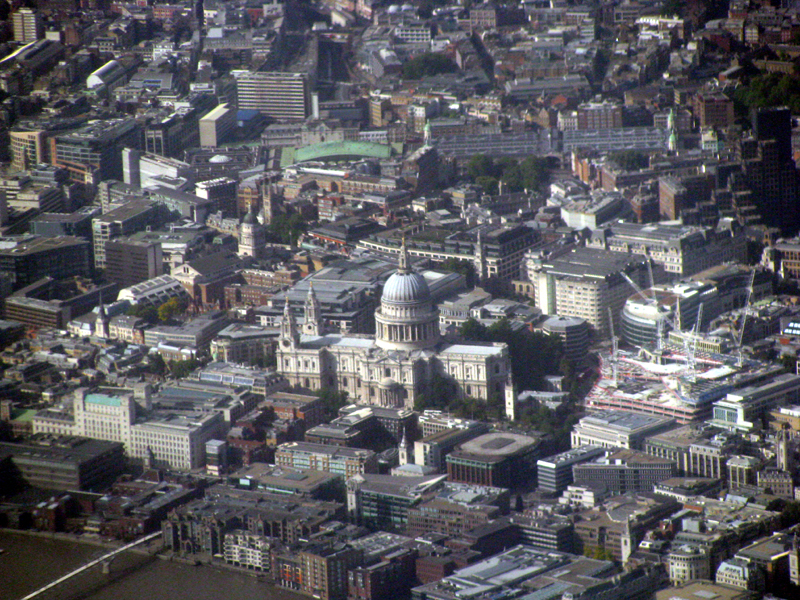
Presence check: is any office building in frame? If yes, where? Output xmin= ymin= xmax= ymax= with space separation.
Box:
xmin=50 ymin=119 xmax=141 ymax=184
xmin=210 ymin=323 xmax=275 ymax=366
xmin=572 ymin=449 xmax=677 ymax=493
xmin=195 ymin=177 xmax=237 ymax=216
xmin=359 ymin=224 xmax=538 ymax=287
xmin=412 ymin=545 xmax=661 ymax=600
xmin=0 ymin=435 xmax=124 ymax=491
xmin=507 ymin=514 xmax=574 ymax=552
xmin=12 ymin=8 xmax=43 ymax=43
xmin=199 ymin=103 xmax=236 ymax=147
xmin=275 ymin=441 xmax=379 ymax=477
xmin=571 ymin=411 xmax=676 ymax=450
xmin=587 ymin=220 xmax=747 ymax=278
xmin=32 ymin=390 xmax=223 ymax=470
xmin=414 ymin=421 xmax=490 ymax=472
xmin=104 ymin=236 xmax=163 ymax=288
xmin=536 ymin=445 xmax=606 ymax=493
xmin=144 ymin=310 xmax=230 ymax=352
xmin=445 ymin=432 xmax=540 ymax=489
xmin=0 ymin=235 xmax=91 ymax=290
xmin=91 ymin=200 xmax=166 ymax=269
xmin=711 ymin=373 xmax=800 ymax=433
xmin=235 ymin=72 xmax=311 ymax=120
xmin=541 ymin=316 xmax=590 ymax=363
xmin=122 ymin=149 xmax=192 ymax=189
xmin=524 ymin=247 xmax=649 ymax=338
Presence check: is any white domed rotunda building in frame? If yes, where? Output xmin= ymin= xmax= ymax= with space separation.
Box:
xmin=276 ymin=240 xmax=514 ymax=410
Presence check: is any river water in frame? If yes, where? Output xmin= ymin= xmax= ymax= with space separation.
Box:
xmin=0 ymin=531 xmax=306 ymax=600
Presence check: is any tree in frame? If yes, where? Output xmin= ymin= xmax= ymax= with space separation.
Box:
xmin=660 ymin=0 xmax=685 ymax=16
xmin=269 ymin=212 xmax=307 ymax=246
xmin=519 ymin=156 xmax=551 ymax=191
xmin=467 ymin=154 xmax=497 ymax=180
xmin=127 ymin=304 xmax=158 ymax=324
xmin=459 ymin=318 xmax=489 ymax=341
xmin=158 ymin=297 xmax=188 ymax=322
xmin=317 ymin=388 xmax=349 ymax=419
xmin=515 ymin=494 xmax=524 ymax=512
xmin=169 ymin=358 xmax=199 ymax=379
xmin=781 ymin=501 xmax=800 ymax=528
xmin=439 ymin=258 xmax=478 ymax=288
xmin=608 ymin=150 xmax=649 ymax=172
xmin=475 ymin=175 xmax=498 ymax=195
xmin=402 ymin=53 xmax=458 ymax=80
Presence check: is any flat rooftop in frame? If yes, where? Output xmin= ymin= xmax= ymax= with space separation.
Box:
xmin=458 ymin=432 xmax=538 ymax=457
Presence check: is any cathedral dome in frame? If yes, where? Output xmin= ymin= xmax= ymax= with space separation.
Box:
xmin=381 ymin=271 xmax=430 ymax=305
xmin=242 ymin=206 xmax=258 ymax=225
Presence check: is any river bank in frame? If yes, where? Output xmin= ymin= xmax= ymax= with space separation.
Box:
xmin=0 ymin=530 xmax=307 ymax=600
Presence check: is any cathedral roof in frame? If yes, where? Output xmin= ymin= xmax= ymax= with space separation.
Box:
xmin=381 ymin=270 xmax=431 ymax=305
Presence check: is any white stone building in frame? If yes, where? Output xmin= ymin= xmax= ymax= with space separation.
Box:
xmin=276 ymin=240 xmax=514 ymax=411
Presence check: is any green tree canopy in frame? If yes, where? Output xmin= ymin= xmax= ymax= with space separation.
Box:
xmin=459 ymin=318 xmax=564 ymax=391
xmin=734 ymin=73 xmax=800 ymax=116
xmin=402 ymin=53 xmax=457 ymax=80
xmin=127 ymin=304 xmax=159 ymax=324
xmin=438 ymin=258 xmax=478 ymax=288
xmin=608 ymin=150 xmax=650 ymax=171
xmin=158 ymin=297 xmax=188 ymax=322
xmin=269 ymin=212 xmax=307 ymax=246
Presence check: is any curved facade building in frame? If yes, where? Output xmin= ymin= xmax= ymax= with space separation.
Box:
xmin=621 ymin=281 xmax=717 ymax=348
xmin=542 ymin=316 xmax=589 ymax=363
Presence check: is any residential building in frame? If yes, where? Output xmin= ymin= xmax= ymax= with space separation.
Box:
xmin=12 ymin=8 xmax=43 ymax=43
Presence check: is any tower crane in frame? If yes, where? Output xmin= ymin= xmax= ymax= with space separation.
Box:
xmin=608 ymin=307 xmax=619 ymax=387
xmin=736 ymin=269 xmax=758 ymax=367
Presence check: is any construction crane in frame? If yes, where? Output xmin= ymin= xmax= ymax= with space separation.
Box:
xmin=608 ymin=307 xmax=619 ymax=386
xmin=736 ymin=269 xmax=758 ymax=367
xmin=685 ymin=303 xmax=704 ymax=381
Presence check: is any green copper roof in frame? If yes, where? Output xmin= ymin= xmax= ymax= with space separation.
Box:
xmin=85 ymin=393 xmax=123 ymax=407
xmin=294 ymin=140 xmax=393 ymax=163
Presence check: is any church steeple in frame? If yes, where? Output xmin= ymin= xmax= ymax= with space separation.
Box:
xmin=398 ymin=426 xmax=410 ymax=466
xmin=303 ymin=282 xmax=322 ymax=336
xmin=280 ymin=295 xmax=299 ymax=347
xmin=95 ymin=293 xmax=110 ymax=339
